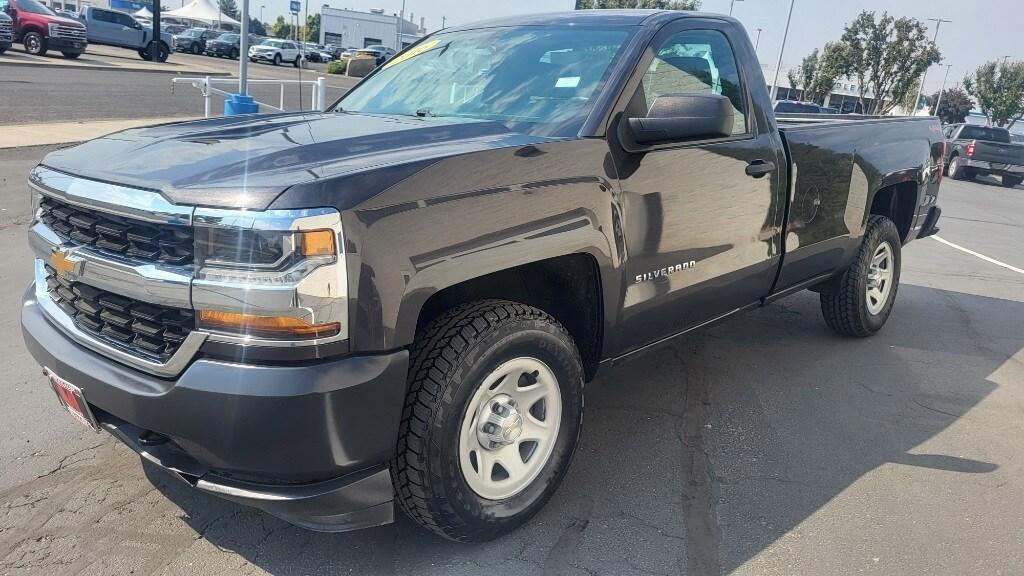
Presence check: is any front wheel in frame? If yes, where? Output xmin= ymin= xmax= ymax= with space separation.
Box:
xmin=230 ymin=47 xmax=238 ymax=59
xmin=393 ymin=300 xmax=584 ymax=542
xmin=0 ymin=46 xmax=7 ymax=55
xmin=61 ymin=51 xmax=80 ymax=59
xmin=820 ymin=215 xmax=902 ymax=337
xmin=1001 ymin=175 xmax=1021 ymax=188
xmin=23 ymin=31 xmax=46 ymax=56
xmin=190 ymin=43 xmax=200 ymax=55
xmin=272 ymin=53 xmax=281 ymax=65
xmin=293 ymin=55 xmax=301 ymax=67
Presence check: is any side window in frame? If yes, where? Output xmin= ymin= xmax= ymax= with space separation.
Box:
xmin=641 ymin=29 xmax=748 ymax=136
xmin=93 ymin=9 xmax=112 ymax=22
xmin=116 ymin=13 xmax=133 ymax=26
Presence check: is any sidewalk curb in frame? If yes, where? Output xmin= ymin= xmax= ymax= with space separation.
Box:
xmin=0 ymin=117 xmax=200 ymax=150
xmin=0 ymin=59 xmax=231 ymax=76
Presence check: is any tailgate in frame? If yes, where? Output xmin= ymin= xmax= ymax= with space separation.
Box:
xmin=972 ymin=141 xmax=1024 ymax=166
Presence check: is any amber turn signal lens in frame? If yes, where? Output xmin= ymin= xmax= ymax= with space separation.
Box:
xmin=300 ymin=230 xmax=336 ymax=257
xmin=198 ymin=310 xmax=340 ymax=339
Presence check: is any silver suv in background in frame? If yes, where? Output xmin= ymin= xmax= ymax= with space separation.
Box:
xmin=248 ymin=37 xmax=301 ymax=66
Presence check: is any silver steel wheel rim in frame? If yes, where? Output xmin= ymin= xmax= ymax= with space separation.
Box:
xmin=459 ymin=357 xmax=562 ymax=500
xmin=26 ymin=36 xmax=39 ymax=52
xmin=950 ymin=157 xmax=958 ymax=174
xmin=866 ymin=241 xmax=894 ymax=315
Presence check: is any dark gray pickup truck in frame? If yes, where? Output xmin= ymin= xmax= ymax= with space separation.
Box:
xmin=21 ymin=10 xmax=944 ymax=541
xmin=944 ymin=123 xmax=1024 ymax=187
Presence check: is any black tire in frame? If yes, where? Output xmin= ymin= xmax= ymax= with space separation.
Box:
xmin=190 ymin=42 xmax=201 ymax=55
xmin=23 ymin=31 xmax=46 ymax=56
xmin=293 ymin=55 xmax=301 ymax=67
xmin=272 ymin=52 xmax=281 ymax=66
xmin=820 ymin=215 xmax=902 ymax=337
xmin=1001 ymin=175 xmax=1021 ymax=188
xmin=230 ymin=47 xmax=238 ymax=59
xmin=138 ymin=49 xmax=151 ymax=60
xmin=392 ymin=300 xmax=584 ymax=542
xmin=947 ymin=155 xmax=966 ymax=180
xmin=61 ymin=51 xmax=80 ymax=59
xmin=0 ymin=46 xmax=7 ymax=55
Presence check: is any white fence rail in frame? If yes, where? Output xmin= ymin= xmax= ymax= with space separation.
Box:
xmin=171 ymin=76 xmax=329 ymax=117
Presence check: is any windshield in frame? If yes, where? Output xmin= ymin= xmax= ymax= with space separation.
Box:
xmin=259 ymin=39 xmax=280 ymax=47
xmin=182 ymin=29 xmax=204 ymax=37
xmin=959 ymin=125 xmax=1011 ymax=143
xmin=18 ymin=0 xmax=57 ymax=16
xmin=217 ymin=34 xmax=238 ymax=42
xmin=336 ymin=26 xmax=634 ymax=137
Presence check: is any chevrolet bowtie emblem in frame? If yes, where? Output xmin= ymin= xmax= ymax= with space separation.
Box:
xmin=50 ymin=248 xmax=84 ymax=278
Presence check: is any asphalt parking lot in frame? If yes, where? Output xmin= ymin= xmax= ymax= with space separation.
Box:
xmin=0 ymin=139 xmax=1021 ymax=575
xmin=2 ymin=46 xmax=357 ymax=124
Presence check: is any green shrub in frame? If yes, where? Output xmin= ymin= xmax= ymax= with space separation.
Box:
xmin=327 ymin=59 xmax=347 ymax=75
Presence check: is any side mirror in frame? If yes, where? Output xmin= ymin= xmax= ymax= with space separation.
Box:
xmin=627 ymin=93 xmax=735 ymax=144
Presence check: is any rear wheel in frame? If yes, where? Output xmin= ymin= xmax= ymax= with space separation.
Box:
xmin=190 ymin=42 xmax=200 ymax=55
xmin=820 ymin=215 xmax=902 ymax=337
xmin=947 ymin=155 xmax=966 ymax=180
xmin=230 ymin=47 xmax=239 ymax=59
xmin=392 ymin=300 xmax=584 ymax=542
xmin=23 ymin=31 xmax=46 ymax=56
xmin=1001 ymin=175 xmax=1022 ymax=188
xmin=0 ymin=46 xmax=7 ymax=54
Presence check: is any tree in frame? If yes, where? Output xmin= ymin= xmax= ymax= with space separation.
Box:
xmin=926 ymin=87 xmax=973 ymax=124
xmin=575 ymin=0 xmax=700 ymax=9
xmin=963 ymin=60 xmax=1024 ymax=128
xmin=248 ymin=17 xmax=266 ymax=37
xmin=304 ymin=13 xmax=320 ymax=42
xmin=840 ymin=11 xmax=941 ymax=115
xmin=217 ymin=0 xmax=238 ymax=21
xmin=787 ymin=42 xmax=852 ymax=104
xmin=271 ymin=15 xmax=292 ymax=39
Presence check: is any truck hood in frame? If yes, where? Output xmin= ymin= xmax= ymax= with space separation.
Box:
xmin=40 ymin=112 xmax=550 ymax=210
xmin=51 ymin=14 xmax=85 ymax=27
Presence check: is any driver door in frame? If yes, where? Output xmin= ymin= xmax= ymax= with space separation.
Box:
xmin=610 ymin=18 xmax=785 ymax=355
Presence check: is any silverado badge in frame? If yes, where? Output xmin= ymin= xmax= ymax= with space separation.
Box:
xmin=50 ymin=248 xmax=84 ymax=279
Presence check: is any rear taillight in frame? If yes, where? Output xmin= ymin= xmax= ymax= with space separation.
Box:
xmin=966 ymin=140 xmax=976 ymax=157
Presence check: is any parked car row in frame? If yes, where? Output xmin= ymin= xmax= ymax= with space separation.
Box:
xmin=0 ymin=0 xmax=87 ymax=59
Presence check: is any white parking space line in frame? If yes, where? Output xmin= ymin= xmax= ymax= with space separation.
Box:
xmin=932 ymin=235 xmax=1024 ymax=275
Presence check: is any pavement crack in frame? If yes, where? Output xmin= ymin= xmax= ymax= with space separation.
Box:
xmin=675 ymin=345 xmax=723 ymax=576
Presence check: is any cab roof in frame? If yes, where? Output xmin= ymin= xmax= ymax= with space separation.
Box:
xmin=444 ymin=9 xmax=729 ymax=32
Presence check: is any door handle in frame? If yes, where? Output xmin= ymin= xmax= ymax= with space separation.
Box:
xmin=745 ymin=160 xmax=776 ymax=178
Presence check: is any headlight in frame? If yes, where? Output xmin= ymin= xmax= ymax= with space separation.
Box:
xmin=191 ymin=208 xmax=349 ymax=344
xmin=48 ymin=23 xmax=59 ymax=35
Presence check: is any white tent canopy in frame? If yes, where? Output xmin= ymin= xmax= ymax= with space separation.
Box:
xmin=163 ymin=0 xmax=240 ymax=25
xmin=134 ymin=6 xmax=152 ymax=18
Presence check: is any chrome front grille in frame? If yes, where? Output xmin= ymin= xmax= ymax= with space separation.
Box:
xmin=40 ymin=196 xmax=194 ymax=265
xmin=52 ymin=25 xmax=87 ymax=41
xmin=45 ymin=265 xmax=195 ymax=360
xmin=0 ymin=21 xmax=12 ymax=39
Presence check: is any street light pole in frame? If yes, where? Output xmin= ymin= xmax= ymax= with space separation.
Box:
xmin=240 ymin=0 xmax=248 ymax=94
xmin=394 ymin=0 xmax=406 ymax=51
xmin=933 ymin=64 xmax=952 ymax=116
xmin=260 ymin=5 xmax=264 ymax=23
xmin=754 ymin=27 xmax=762 ymax=53
xmin=770 ymin=0 xmax=794 ymax=102
xmin=913 ymin=18 xmax=951 ymax=115
xmin=729 ymin=0 xmax=743 ymax=16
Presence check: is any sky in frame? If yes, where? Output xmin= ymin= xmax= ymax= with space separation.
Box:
xmin=254 ymin=0 xmax=1023 ymax=96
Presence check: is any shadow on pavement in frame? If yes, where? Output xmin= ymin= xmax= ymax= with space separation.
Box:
xmin=143 ymin=284 xmax=1017 ymax=575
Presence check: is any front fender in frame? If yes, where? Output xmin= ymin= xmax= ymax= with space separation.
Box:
xmin=339 ymin=140 xmax=623 ymax=352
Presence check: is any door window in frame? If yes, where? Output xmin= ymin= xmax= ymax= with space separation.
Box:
xmin=93 ymin=8 xmax=114 ymax=22
xmin=639 ymin=29 xmax=748 ymax=136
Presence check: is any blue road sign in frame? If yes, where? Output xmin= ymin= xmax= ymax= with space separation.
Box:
xmin=290 ymin=0 xmax=300 ymax=13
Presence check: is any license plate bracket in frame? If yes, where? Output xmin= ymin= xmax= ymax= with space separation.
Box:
xmin=45 ymin=368 xmax=101 ymax=432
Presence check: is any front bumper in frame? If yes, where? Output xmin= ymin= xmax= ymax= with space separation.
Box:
xmin=22 ymin=289 xmax=410 ymax=531
xmin=249 ymin=51 xmax=278 ymax=61
xmin=47 ymin=37 xmax=86 ymax=53
xmin=206 ymin=44 xmax=235 ymax=56
xmin=962 ymin=158 xmax=1024 ymax=175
